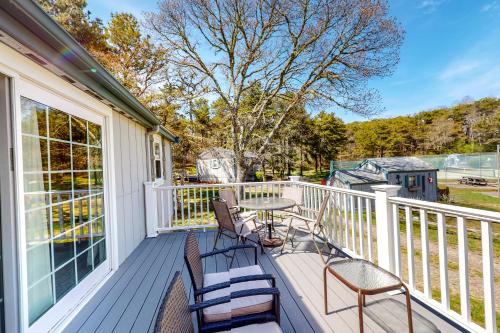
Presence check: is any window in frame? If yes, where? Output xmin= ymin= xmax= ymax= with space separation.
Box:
xmin=20 ymin=97 xmax=106 ymax=325
xmin=153 ymin=142 xmax=162 ymax=180
xmin=211 ymin=159 xmax=220 ymax=169
xmin=408 ymin=176 xmax=417 ymax=187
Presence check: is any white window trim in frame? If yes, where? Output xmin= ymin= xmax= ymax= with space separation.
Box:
xmin=0 ymin=44 xmax=119 ymax=332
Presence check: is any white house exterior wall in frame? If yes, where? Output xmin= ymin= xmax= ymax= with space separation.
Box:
xmin=112 ymin=113 xmax=149 ymax=265
xmin=0 ymin=40 xmax=169 ymax=331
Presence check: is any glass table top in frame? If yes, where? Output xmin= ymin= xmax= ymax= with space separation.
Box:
xmin=238 ymin=197 xmax=296 ymax=210
xmin=327 ymin=259 xmax=401 ymax=290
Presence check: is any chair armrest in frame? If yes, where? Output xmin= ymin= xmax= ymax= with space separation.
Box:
xmin=230 ymin=274 xmax=275 ymax=287
xmin=189 ymin=295 xmax=230 ymax=312
xmin=194 ymin=281 xmax=230 ymax=297
xmin=231 ymin=287 xmax=280 ymax=299
xmin=201 ymin=244 xmax=258 ymax=265
xmin=281 ymin=212 xmax=316 ymax=223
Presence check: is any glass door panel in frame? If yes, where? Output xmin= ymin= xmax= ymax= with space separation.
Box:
xmin=20 ymin=97 xmax=107 ymax=325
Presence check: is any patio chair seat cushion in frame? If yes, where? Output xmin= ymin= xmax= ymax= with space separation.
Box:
xmin=220 ymin=321 xmax=282 ymax=333
xmin=234 ymin=219 xmax=256 ymax=237
xmin=202 ymin=265 xmax=272 ymax=322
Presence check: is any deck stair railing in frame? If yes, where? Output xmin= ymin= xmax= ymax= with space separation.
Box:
xmin=145 ymin=180 xmax=499 ymax=333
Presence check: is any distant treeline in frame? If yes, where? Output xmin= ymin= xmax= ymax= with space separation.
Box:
xmin=340 ymin=97 xmax=500 ymax=160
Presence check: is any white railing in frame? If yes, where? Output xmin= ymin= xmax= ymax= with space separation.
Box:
xmin=144 ymin=180 xmax=499 ymax=332
xmin=388 ymin=196 xmax=500 ymax=333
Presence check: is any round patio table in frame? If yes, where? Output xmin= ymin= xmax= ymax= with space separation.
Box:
xmin=238 ymin=197 xmax=296 ymax=247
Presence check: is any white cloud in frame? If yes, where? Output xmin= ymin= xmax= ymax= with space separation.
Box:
xmin=481 ymin=1 xmax=499 ymax=12
xmin=419 ymin=0 xmax=446 ymax=12
xmin=438 ymin=61 xmax=482 ymax=80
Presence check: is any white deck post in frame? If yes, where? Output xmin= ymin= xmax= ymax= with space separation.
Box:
xmin=144 ymin=181 xmax=159 ymax=237
xmin=371 ymin=185 xmax=401 ymax=273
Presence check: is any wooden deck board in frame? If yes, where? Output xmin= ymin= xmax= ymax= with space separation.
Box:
xmin=65 ymin=231 xmax=466 ymax=333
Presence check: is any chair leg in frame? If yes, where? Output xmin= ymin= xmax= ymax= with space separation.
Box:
xmin=213 ymin=229 xmax=221 ymax=251
xmin=229 ymin=237 xmax=239 ymax=267
xmin=281 ymin=220 xmax=294 ymax=254
xmin=403 ymin=284 xmax=413 ymax=333
xmin=323 ymin=266 xmax=328 ymax=315
xmin=358 ymin=291 xmax=364 ymax=333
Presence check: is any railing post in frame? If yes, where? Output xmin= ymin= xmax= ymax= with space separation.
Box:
xmin=371 ymin=185 xmax=401 ymax=273
xmin=144 ymin=181 xmax=158 ymax=238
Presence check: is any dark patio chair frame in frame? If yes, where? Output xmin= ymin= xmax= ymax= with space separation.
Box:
xmin=183 ymin=231 xmax=278 ymax=331
xmin=211 ymin=197 xmax=264 ymax=256
xmin=154 ymin=271 xmax=280 ymax=333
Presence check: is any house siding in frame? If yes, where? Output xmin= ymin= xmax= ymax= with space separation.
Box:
xmin=112 ymin=113 xmax=149 ymax=265
xmin=386 ymin=171 xmax=438 ymax=201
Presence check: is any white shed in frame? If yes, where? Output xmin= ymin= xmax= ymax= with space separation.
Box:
xmin=196 ymin=148 xmax=260 ymax=183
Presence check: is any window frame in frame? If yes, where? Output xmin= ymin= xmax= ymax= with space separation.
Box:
xmin=14 ymin=78 xmax=114 ymax=333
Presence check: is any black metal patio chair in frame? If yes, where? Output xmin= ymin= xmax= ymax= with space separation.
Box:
xmin=184 ymin=231 xmax=279 ymax=330
xmin=154 ymin=271 xmax=281 ymax=333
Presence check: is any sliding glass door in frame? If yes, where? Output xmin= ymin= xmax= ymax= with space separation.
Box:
xmin=20 ymin=96 xmax=107 ymax=326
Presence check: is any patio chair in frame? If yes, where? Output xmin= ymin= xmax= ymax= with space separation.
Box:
xmin=218 ymin=188 xmax=258 ymax=220
xmin=280 ymin=191 xmax=332 ymax=264
xmin=211 ymin=197 xmax=264 ymax=254
xmin=184 ymin=231 xmax=279 ymax=330
xmin=154 ymin=271 xmax=281 ymax=333
xmin=274 ymin=186 xmax=304 ymax=223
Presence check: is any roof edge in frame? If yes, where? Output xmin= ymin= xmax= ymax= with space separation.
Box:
xmin=0 ymin=0 xmax=178 ymax=143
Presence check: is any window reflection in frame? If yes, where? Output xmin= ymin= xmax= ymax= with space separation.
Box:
xmin=48 ymin=109 xmax=70 ymax=141
xmin=21 ymin=97 xmax=106 ymax=324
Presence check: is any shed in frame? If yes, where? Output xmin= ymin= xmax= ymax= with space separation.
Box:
xmin=332 ymin=157 xmax=439 ymax=201
xmin=196 ymin=148 xmax=260 ymax=183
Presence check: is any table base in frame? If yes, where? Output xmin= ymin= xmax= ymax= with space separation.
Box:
xmin=263 ymin=237 xmax=283 ymax=247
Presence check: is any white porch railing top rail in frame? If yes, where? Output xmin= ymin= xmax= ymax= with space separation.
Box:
xmin=389 ymin=196 xmax=500 ymax=223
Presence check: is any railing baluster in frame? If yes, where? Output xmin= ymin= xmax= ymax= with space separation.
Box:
xmin=481 ymin=220 xmax=496 ymax=332
xmin=180 ymin=188 xmax=185 ymax=226
xmin=350 ymin=195 xmax=356 ymax=253
xmin=366 ymin=197 xmax=372 ymax=262
xmin=420 ymin=208 xmax=431 ymax=298
xmin=199 ymin=187 xmax=204 ymax=225
xmin=393 ymin=203 xmax=401 ymax=277
xmin=406 ymin=206 xmax=415 ymax=289
xmin=437 ymin=212 xmax=450 ymax=310
xmin=205 ymin=187 xmax=209 ymax=223
xmin=343 ymin=193 xmax=349 ymax=248
xmin=193 ymin=186 xmax=197 ymax=225
xmin=358 ymin=196 xmax=364 ymax=258
xmin=187 ymin=187 xmax=191 ymax=225
xmin=457 ymin=216 xmax=471 ymax=322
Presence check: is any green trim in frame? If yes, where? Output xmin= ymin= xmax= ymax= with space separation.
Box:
xmin=0 ymin=0 xmax=178 ymax=143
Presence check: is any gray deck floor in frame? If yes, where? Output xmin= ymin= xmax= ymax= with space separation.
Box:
xmin=64 ymin=230 xmax=466 ymax=333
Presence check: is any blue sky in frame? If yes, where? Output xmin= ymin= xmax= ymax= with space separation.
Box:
xmin=87 ymin=0 xmax=500 ymax=122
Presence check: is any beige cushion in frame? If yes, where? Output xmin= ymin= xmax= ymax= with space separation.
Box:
xmin=230 ymin=265 xmax=273 ymax=318
xmin=234 ymin=219 xmax=254 ymax=237
xmin=220 ymin=321 xmax=282 ymax=333
xmin=202 ymin=265 xmax=273 ymax=323
xmin=203 ymin=271 xmax=230 ymax=322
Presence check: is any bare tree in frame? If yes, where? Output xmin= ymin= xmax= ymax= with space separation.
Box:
xmin=147 ymin=0 xmax=403 ymax=181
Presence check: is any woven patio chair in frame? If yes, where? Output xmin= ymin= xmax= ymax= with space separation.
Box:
xmin=280 ymin=191 xmax=332 ymax=264
xmin=218 ymin=188 xmax=259 ymax=221
xmin=184 ymin=231 xmax=278 ymax=329
xmin=154 ymin=271 xmax=281 ymax=333
xmin=211 ymin=197 xmax=264 ymax=255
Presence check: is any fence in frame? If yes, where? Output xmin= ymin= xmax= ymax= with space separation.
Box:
xmin=331 ymin=151 xmax=500 ymax=180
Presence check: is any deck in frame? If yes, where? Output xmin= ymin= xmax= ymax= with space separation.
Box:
xmin=64 ymin=230 xmax=466 ymax=333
